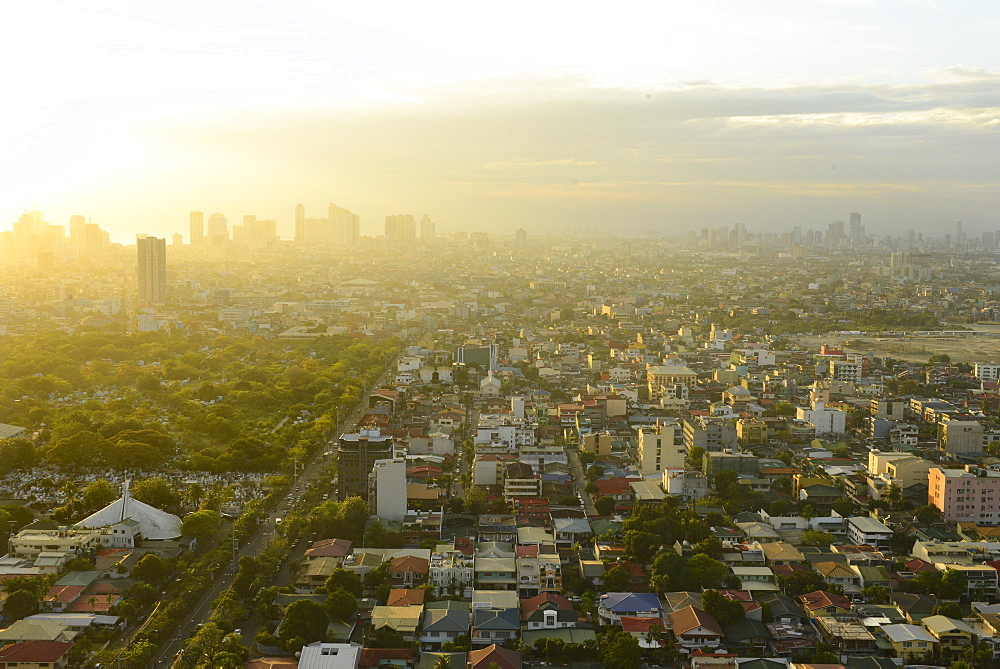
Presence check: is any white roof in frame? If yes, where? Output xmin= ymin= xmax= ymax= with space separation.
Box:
xmin=77 ymin=494 xmax=181 ymax=540
xmin=882 ymin=624 xmax=936 ymax=644
xmin=298 ymin=642 xmax=362 ymax=669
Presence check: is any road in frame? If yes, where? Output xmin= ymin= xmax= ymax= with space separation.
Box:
xmin=566 ymin=448 xmax=597 ymax=516
xmin=154 ymin=352 xmax=400 ymax=665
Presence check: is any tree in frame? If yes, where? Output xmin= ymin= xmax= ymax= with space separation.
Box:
xmin=939 ymin=568 xmax=968 ymax=599
xmin=686 ymin=554 xmax=728 ymax=589
xmin=585 ymin=481 xmax=599 ymax=494
xmin=595 ymin=496 xmax=616 ymax=515
xmin=433 ymin=658 xmax=453 ymax=669
xmin=600 ymin=629 xmax=642 ymax=669
xmin=863 ymin=585 xmax=890 ymax=604
xmin=133 ymin=553 xmax=170 ymax=587
xmin=2 ymin=589 xmax=38 ymax=620
xmin=181 ymin=509 xmax=222 ymax=544
xmin=324 ymin=568 xmax=363 ymax=597
xmin=131 ymin=476 xmax=182 ymax=514
xmin=279 ymin=599 xmax=328 ymax=650
xmin=603 ymin=566 xmax=630 ymax=592
xmin=689 ymin=446 xmax=705 ymax=469
xmin=702 ymin=589 xmax=745 ymax=625
xmin=714 ymin=469 xmax=739 ymax=492
xmin=832 ymin=498 xmax=855 ymax=517
xmin=883 ymin=483 xmax=904 ymax=510
xmin=325 ymin=588 xmax=357 ymax=621
xmin=622 ymin=530 xmax=660 ymax=563
xmin=799 ymin=530 xmax=835 ymax=547
xmin=932 ymin=601 xmax=963 ymax=619
xmin=586 ymin=465 xmax=604 ymax=481
xmin=778 ymin=570 xmax=828 ymax=597
xmin=693 ymin=536 xmax=725 ymax=560
xmin=82 ymin=479 xmax=117 ymax=511
xmin=914 ymin=504 xmax=944 ymax=525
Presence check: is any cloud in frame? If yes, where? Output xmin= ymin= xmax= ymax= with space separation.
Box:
xmin=43 ymin=72 xmax=1000 ymax=237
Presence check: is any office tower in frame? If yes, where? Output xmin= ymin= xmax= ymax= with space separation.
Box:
xmin=384 ymin=214 xmax=416 ymax=242
xmin=70 ymin=215 xmax=86 ymax=244
xmin=136 ymin=236 xmax=167 ymax=305
xmin=207 ymin=213 xmax=228 ymax=245
xmin=849 ymin=211 xmax=865 ymax=245
xmin=515 ymin=228 xmax=527 ymax=248
xmin=189 ymin=211 xmax=204 ymax=245
xmin=420 ymin=215 xmax=435 ymax=241
xmin=329 ymin=203 xmax=360 ymax=246
xmin=337 ymin=430 xmax=394 ymax=501
xmin=828 ymin=220 xmax=845 ymax=245
xmin=294 ymin=204 xmax=305 ymax=244
xmin=172 ymin=233 xmax=183 ymax=246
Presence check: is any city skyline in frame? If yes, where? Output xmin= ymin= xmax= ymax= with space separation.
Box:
xmin=2 ymin=2 xmax=999 ymax=239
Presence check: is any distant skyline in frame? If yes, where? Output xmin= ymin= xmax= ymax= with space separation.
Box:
xmin=2 ymin=1 xmax=999 ymax=241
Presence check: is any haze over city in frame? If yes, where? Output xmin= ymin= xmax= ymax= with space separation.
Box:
xmin=3 ymin=1 xmax=1000 ymax=241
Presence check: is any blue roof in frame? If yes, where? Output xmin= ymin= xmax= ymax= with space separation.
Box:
xmin=600 ymin=592 xmax=661 ymax=613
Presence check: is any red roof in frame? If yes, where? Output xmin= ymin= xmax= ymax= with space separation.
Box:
xmin=520 ymin=593 xmax=573 ymax=619
xmin=621 ymin=616 xmax=665 ymax=633
xmin=386 ymin=589 xmax=425 ymax=607
xmin=358 ymin=648 xmax=415 ymax=668
xmin=799 ymin=590 xmax=851 ymax=611
xmin=305 ymin=537 xmax=353 ymax=559
xmin=469 ymin=644 xmax=522 ymax=669
xmin=595 ymin=478 xmax=637 ymax=496
xmin=516 ymin=545 xmax=539 ymax=558
xmin=66 ymin=594 xmax=120 ymax=612
xmin=45 ymin=585 xmax=84 ymax=604
xmin=389 ymin=555 xmax=429 ymax=574
xmin=904 ymin=558 xmax=938 ymax=573
xmin=0 ymin=641 xmax=73 ymax=662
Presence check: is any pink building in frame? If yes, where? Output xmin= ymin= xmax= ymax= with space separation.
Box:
xmin=929 ymin=466 xmax=1000 ymax=524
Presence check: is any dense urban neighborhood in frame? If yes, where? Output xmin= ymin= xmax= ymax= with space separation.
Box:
xmin=5 ymin=221 xmax=1000 ymax=668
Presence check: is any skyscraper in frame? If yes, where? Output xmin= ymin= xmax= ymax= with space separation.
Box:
xmin=207 ymin=213 xmax=228 ymax=245
xmin=136 ymin=236 xmax=166 ymax=305
xmin=189 ymin=211 xmax=204 ymax=245
xmin=385 ymin=214 xmax=416 ymax=242
xmin=420 ymin=215 xmax=435 ymax=241
xmin=294 ymin=204 xmax=305 ymax=244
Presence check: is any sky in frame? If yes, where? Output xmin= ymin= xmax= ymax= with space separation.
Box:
xmin=1 ymin=0 xmax=999 ymax=241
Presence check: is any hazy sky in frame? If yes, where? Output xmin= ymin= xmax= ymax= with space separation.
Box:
xmin=2 ymin=0 xmax=999 ymax=241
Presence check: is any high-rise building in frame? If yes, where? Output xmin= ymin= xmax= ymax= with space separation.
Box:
xmin=136 ymin=236 xmax=166 ymax=305
xmin=70 ymin=215 xmax=86 ymax=244
xmin=207 ymin=213 xmax=228 ymax=245
xmin=189 ymin=211 xmax=204 ymax=245
xmin=385 ymin=214 xmax=416 ymax=242
xmin=420 ymin=215 xmax=435 ymax=241
xmin=515 ymin=228 xmax=527 ymax=248
xmin=337 ymin=430 xmax=394 ymax=501
xmin=294 ymin=204 xmax=305 ymax=244
xmin=329 ymin=203 xmax=360 ymax=246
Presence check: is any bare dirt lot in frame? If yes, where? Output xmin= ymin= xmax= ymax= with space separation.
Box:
xmin=796 ymin=324 xmax=1000 ymax=363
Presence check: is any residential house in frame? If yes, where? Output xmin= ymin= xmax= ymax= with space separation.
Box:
xmin=0 ymin=640 xmax=73 ymax=669
xmin=880 ymin=623 xmax=937 ymax=660
xmin=387 ymin=556 xmax=429 ymax=588
xmin=419 ymin=603 xmax=470 ymax=650
xmin=597 ymin=592 xmax=662 ymax=624
xmin=471 ymin=607 xmax=519 ymax=647
xmin=723 ymin=618 xmax=772 ymax=656
xmin=520 ymin=593 xmax=578 ymax=631
xmin=621 ymin=616 xmax=666 ymax=648
xmin=798 ymin=591 xmax=852 ymax=617
xmin=762 ymin=542 xmax=806 ymax=567
xmin=668 ymin=605 xmax=725 ymax=651
xmin=922 ymin=615 xmax=976 ymax=658
xmin=845 ymin=517 xmax=893 ymax=552
xmin=814 ymin=616 xmax=877 ymax=655
xmin=890 ymin=593 xmax=937 ymax=624
xmin=467 ymin=644 xmax=521 ymax=669
xmin=371 ymin=605 xmax=423 ymax=641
